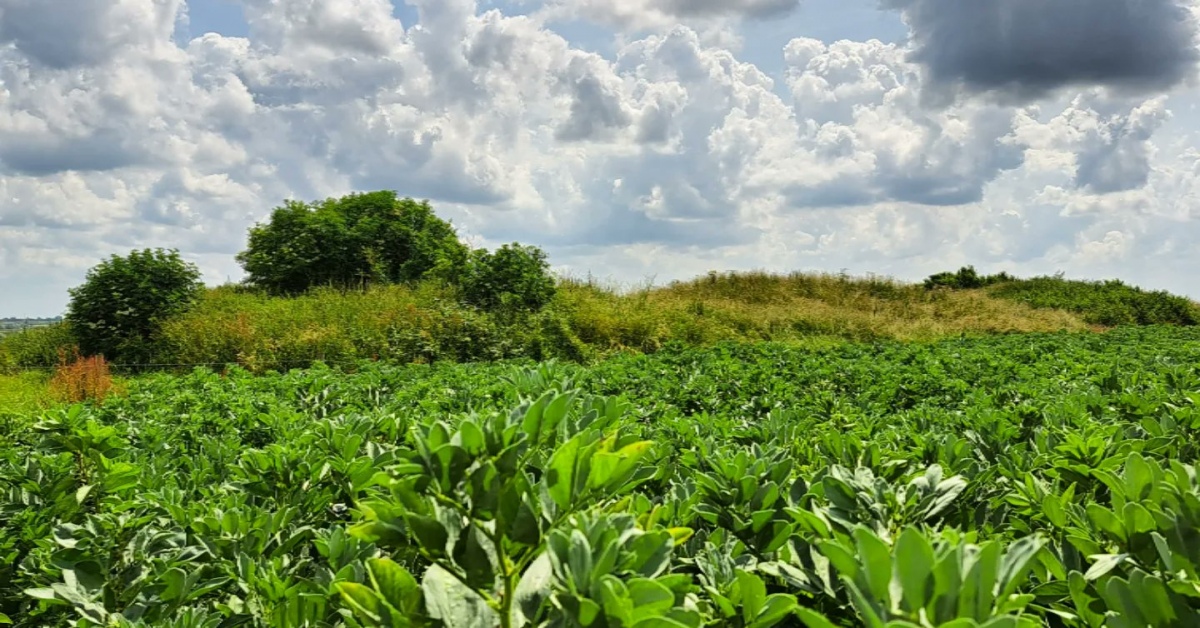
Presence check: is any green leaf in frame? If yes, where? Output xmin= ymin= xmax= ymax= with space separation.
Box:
xmin=454 ymin=525 xmax=498 ymax=590
xmin=405 ymin=513 xmax=450 ymax=558
xmin=422 ymin=564 xmax=498 ymax=628
xmin=24 ymin=588 xmax=58 ymax=601
xmin=160 ymin=567 xmax=188 ymax=602
xmin=1041 ymin=494 xmax=1066 ymax=528
xmin=737 ymin=570 xmax=767 ymax=623
xmin=513 ymin=553 xmax=554 ymax=626
xmin=547 ymin=436 xmax=583 ymax=511
xmin=1085 ymin=554 xmax=1130 ymax=581
xmin=633 ymin=617 xmax=694 ymax=628
xmin=997 ymin=536 xmax=1043 ymax=599
xmin=894 ymin=528 xmax=934 ymax=613
xmin=335 ymin=582 xmax=383 ymax=624
xmin=793 ymin=607 xmax=840 ymax=628
xmin=367 ymin=557 xmax=421 ymax=615
xmin=457 ymin=420 xmax=487 ymax=457
xmin=747 ymin=594 xmax=800 ymax=628
xmin=627 ymin=578 xmax=676 ymax=621
xmin=854 ymin=527 xmax=893 ymax=604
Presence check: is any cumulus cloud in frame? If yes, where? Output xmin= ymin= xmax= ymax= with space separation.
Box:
xmin=0 ymin=0 xmax=183 ymax=69
xmin=541 ymin=0 xmax=799 ymax=33
xmin=1012 ymin=90 xmax=1172 ymax=194
xmin=1 ymin=0 xmax=1199 ymax=315
xmin=777 ymin=37 xmax=1027 ymax=206
xmin=884 ymin=0 xmax=1200 ymax=102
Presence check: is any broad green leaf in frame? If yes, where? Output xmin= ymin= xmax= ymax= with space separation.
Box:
xmin=895 ymin=527 xmax=934 ymax=613
xmin=404 ymin=512 xmax=450 ymax=558
xmin=512 ymin=552 xmax=554 ymax=626
xmin=160 ymin=567 xmax=188 ymax=602
xmin=793 ymin=607 xmax=840 ymax=628
xmin=747 ymin=594 xmax=800 ymax=628
xmin=422 ymin=564 xmax=498 ymax=628
xmin=367 ymin=557 xmax=421 ymax=615
xmin=628 ymin=578 xmax=675 ymax=621
xmin=997 ymin=536 xmax=1043 ymax=599
xmin=854 ymin=527 xmax=893 ymax=605
xmin=547 ymin=436 xmax=583 ymax=511
xmin=1084 ymin=554 xmax=1129 ymax=581
xmin=335 ymin=582 xmax=383 ymax=624
xmin=737 ymin=570 xmax=767 ymax=622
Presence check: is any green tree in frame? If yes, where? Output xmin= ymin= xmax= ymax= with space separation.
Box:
xmin=459 ymin=243 xmax=557 ymax=312
xmin=236 ymin=191 xmax=469 ymax=295
xmin=65 ymin=248 xmax=203 ymax=363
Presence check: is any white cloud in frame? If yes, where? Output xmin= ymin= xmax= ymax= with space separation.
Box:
xmin=539 ymin=0 xmax=799 ymax=33
xmin=1 ymin=0 xmax=1199 ymax=315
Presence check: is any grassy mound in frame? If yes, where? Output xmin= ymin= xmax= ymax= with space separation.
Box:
xmin=2 ymin=270 xmax=1092 ymax=373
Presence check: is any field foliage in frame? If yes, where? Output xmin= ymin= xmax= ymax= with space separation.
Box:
xmin=4 ymin=327 xmax=1200 ymax=625
xmin=1 ymin=271 xmax=1093 ymax=374
xmin=924 ymin=267 xmax=1200 ymax=327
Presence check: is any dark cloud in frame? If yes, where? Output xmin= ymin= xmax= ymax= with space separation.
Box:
xmin=0 ymin=0 xmax=119 ymax=68
xmin=0 ymin=130 xmax=144 ymax=176
xmin=1072 ymin=98 xmax=1169 ymax=193
xmin=885 ymin=0 xmax=1200 ymax=100
xmin=555 ymin=58 xmax=634 ymax=141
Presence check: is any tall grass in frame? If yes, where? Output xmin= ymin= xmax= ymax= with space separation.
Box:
xmin=560 ymin=270 xmax=1087 ymax=353
xmin=0 ymin=269 xmax=1124 ymax=374
xmin=0 ymin=373 xmax=51 ymax=415
xmin=155 ymin=283 xmax=589 ymax=372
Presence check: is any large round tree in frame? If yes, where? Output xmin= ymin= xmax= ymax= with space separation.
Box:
xmin=66 ymin=248 xmax=203 ymax=362
xmin=236 ymin=191 xmax=469 ymax=295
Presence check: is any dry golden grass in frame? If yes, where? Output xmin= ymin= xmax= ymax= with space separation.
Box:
xmin=121 ymin=270 xmax=1096 ymax=371
xmin=557 ymin=270 xmax=1089 ymax=353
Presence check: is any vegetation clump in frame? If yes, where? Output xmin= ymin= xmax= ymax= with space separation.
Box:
xmin=236 ymin=190 xmax=469 ymax=295
xmin=924 ymin=266 xmax=1200 ymax=327
xmin=64 ymin=248 xmax=203 ymax=364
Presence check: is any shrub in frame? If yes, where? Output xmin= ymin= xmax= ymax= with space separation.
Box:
xmin=65 ymin=248 xmax=203 ymax=363
xmin=923 ymin=266 xmax=1014 ymax=290
xmin=458 ymin=243 xmax=557 ymax=312
xmin=236 ymin=191 xmax=469 ymax=295
xmin=0 ymin=323 xmax=75 ymax=371
xmin=989 ymin=276 xmax=1200 ymax=327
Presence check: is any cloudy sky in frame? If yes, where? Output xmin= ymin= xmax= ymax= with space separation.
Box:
xmin=2 ymin=0 xmax=1200 ymax=315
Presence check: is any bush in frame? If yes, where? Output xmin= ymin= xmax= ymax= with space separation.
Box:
xmin=65 ymin=248 xmax=203 ymax=363
xmin=924 ymin=266 xmax=1014 ymax=290
xmin=989 ymin=276 xmax=1200 ymax=327
xmin=236 ymin=191 xmax=469 ymax=295
xmin=458 ymin=243 xmax=557 ymax=312
xmin=0 ymin=323 xmax=76 ymax=371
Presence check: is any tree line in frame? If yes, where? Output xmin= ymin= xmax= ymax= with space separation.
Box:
xmin=64 ymin=191 xmax=557 ymax=363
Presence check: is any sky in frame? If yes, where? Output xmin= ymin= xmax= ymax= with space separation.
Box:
xmin=1 ymin=0 xmax=1200 ymax=315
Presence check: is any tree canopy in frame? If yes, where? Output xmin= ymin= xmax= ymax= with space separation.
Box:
xmin=65 ymin=248 xmax=203 ymax=363
xmin=236 ymin=191 xmax=469 ymax=295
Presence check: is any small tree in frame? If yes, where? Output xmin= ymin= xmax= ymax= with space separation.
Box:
xmin=65 ymin=248 xmax=203 ymax=363
xmin=236 ymin=191 xmax=469 ymax=295
xmin=459 ymin=243 xmax=557 ymax=312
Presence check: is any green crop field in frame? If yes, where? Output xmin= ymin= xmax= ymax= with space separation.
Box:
xmin=4 ymin=325 xmax=1200 ymax=626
